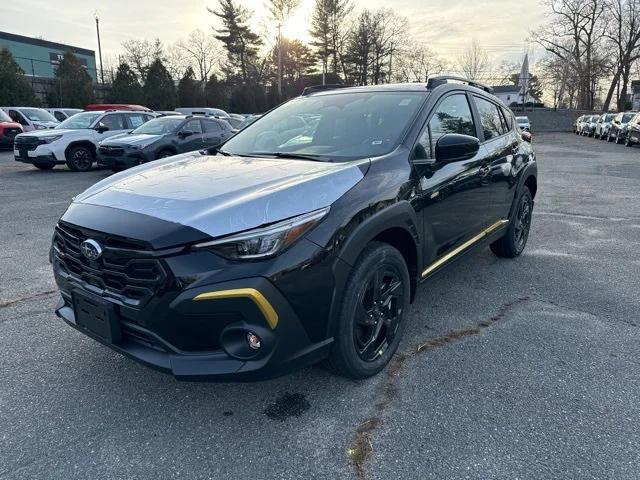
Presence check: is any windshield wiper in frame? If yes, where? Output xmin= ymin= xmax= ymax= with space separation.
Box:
xmin=216 ymin=149 xmax=232 ymax=156
xmin=266 ymin=152 xmax=329 ymax=162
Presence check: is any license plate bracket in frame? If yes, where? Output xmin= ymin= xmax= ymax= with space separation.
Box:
xmin=72 ymin=290 xmax=121 ymax=344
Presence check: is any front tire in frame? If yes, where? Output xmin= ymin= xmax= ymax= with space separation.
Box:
xmin=490 ymin=186 xmax=533 ymax=258
xmin=328 ymin=242 xmax=410 ymax=379
xmin=156 ymin=149 xmax=174 ymax=159
xmin=65 ymin=146 xmax=94 ymax=172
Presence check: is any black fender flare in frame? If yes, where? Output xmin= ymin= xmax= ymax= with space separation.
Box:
xmin=509 ymin=160 xmax=538 ymax=219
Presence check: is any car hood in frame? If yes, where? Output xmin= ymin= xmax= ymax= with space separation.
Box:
xmin=72 ymin=152 xmax=367 ymax=239
xmin=20 ymin=128 xmax=79 ymax=137
xmin=33 ymin=121 xmax=59 ymax=128
xmin=102 ymin=133 xmax=164 ymax=146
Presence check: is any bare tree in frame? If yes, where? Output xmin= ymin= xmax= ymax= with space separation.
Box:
xmin=164 ymin=42 xmax=191 ymax=81
xmin=602 ymin=0 xmax=640 ymax=110
xmin=532 ymin=0 xmax=609 ymax=110
xmin=457 ymin=40 xmax=490 ymax=81
xmin=121 ymin=38 xmax=165 ymax=79
xmin=176 ymin=30 xmax=224 ymax=90
xmin=393 ymin=45 xmax=447 ymax=83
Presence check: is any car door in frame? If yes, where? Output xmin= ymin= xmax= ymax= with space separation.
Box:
xmin=202 ymin=119 xmax=223 ymax=148
xmin=471 ymin=95 xmax=517 ymax=223
xmin=411 ymin=92 xmax=489 ymax=260
xmin=177 ymin=119 xmax=205 ymax=153
xmin=94 ymin=113 xmax=129 ymax=141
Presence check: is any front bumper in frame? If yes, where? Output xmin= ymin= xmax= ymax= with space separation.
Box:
xmin=54 ymin=276 xmax=333 ymax=381
xmin=97 ymin=148 xmax=153 ymax=169
xmin=14 ymin=144 xmax=65 ymax=163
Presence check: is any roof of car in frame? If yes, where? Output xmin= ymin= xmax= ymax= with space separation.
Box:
xmin=303 ymin=80 xmax=498 ymax=99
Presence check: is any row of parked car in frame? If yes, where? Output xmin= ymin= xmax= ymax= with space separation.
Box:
xmin=0 ymin=104 xmax=262 ymax=172
xmin=574 ymin=111 xmax=640 ymax=146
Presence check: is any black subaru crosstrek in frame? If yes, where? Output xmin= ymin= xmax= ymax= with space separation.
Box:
xmin=97 ymin=115 xmax=234 ymax=171
xmin=52 ymin=78 xmax=537 ymax=381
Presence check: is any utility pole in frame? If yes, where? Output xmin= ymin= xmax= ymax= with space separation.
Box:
xmin=95 ymin=12 xmax=105 ymax=84
xmin=277 ymin=24 xmax=282 ymax=97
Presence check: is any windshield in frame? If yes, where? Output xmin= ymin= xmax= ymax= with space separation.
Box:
xmin=605 ymin=114 xmax=616 ymax=121
xmin=132 ymin=117 xmax=184 ymax=135
xmin=0 ymin=109 xmax=12 ymax=122
xmin=622 ymin=113 xmax=635 ymax=122
xmin=516 ymin=117 xmax=528 ymax=124
xmin=56 ymin=112 xmax=101 ymax=129
xmin=222 ymin=91 xmax=427 ymax=161
xmin=21 ymin=108 xmax=57 ymax=122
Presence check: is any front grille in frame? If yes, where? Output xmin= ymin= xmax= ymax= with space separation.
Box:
xmin=53 ymin=222 xmax=169 ymax=308
xmin=14 ymin=136 xmax=44 ymax=151
xmin=3 ymin=128 xmax=21 ymax=138
xmin=99 ymin=145 xmax=124 ymax=157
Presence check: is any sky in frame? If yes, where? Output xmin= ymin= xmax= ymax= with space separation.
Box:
xmin=0 ymin=0 xmax=548 ymax=68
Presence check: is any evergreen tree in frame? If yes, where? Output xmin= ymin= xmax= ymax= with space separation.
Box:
xmin=209 ymin=0 xmax=263 ymax=84
xmin=50 ymin=52 xmax=94 ymax=107
xmin=143 ymin=59 xmax=176 ymax=110
xmin=0 ymin=49 xmax=36 ymax=105
xmin=110 ymin=62 xmax=144 ymax=104
xmin=177 ymin=66 xmax=202 ymax=107
xmin=205 ymin=73 xmax=229 ymax=110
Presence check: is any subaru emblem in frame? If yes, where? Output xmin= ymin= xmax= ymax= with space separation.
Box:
xmin=80 ymin=239 xmax=102 ymax=260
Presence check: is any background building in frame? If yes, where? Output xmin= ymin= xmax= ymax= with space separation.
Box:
xmin=492 ymin=85 xmax=542 ymax=107
xmin=0 ymin=30 xmax=97 ymax=81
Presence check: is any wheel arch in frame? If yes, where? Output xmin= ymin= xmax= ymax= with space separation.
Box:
xmin=64 ymin=140 xmax=96 ymax=159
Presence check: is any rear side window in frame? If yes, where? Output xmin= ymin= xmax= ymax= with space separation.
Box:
xmin=500 ymin=107 xmax=513 ymax=131
xmin=9 ymin=110 xmax=28 ymax=125
xmin=126 ymin=113 xmax=148 ymax=129
xmin=415 ymin=93 xmax=476 ymax=160
xmin=53 ymin=111 xmax=67 ymax=122
xmin=474 ymin=96 xmax=505 ymax=140
xmin=183 ymin=119 xmax=203 ymax=134
xmin=203 ymin=120 xmax=221 ymax=133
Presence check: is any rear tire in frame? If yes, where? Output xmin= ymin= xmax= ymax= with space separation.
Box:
xmin=34 ymin=162 xmax=55 ymax=170
xmin=156 ymin=149 xmax=174 ymax=159
xmin=490 ymin=187 xmax=533 ymax=258
xmin=328 ymin=242 xmax=410 ymax=379
xmin=65 ymin=146 xmax=94 ymax=172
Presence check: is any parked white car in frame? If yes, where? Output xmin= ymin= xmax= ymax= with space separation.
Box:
xmin=47 ymin=108 xmax=82 ymax=122
xmin=516 ymin=116 xmax=531 ymax=132
xmin=13 ymin=110 xmax=155 ymax=171
xmin=1 ymin=107 xmax=59 ymax=131
xmin=175 ymin=107 xmax=229 ymax=117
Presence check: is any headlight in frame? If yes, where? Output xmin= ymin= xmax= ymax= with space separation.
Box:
xmin=34 ymin=124 xmax=47 ymax=130
xmin=40 ymin=135 xmax=62 ymax=144
xmin=193 ymin=207 xmax=330 ymax=259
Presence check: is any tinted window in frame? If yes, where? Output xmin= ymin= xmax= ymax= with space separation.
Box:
xmin=57 ymin=112 xmax=101 ymax=129
xmin=203 ymin=120 xmax=221 ymax=133
xmin=501 ymin=108 xmax=514 ymax=131
xmin=53 ymin=111 xmax=67 ymax=122
xmin=415 ymin=94 xmax=475 ymax=160
xmin=20 ymin=108 xmax=57 ymax=122
xmin=132 ymin=117 xmax=183 ymax=135
xmin=474 ymin=96 xmax=504 ymax=140
xmin=9 ymin=110 xmax=28 ymax=125
xmin=183 ymin=119 xmax=203 ymax=134
xmin=100 ymin=114 xmax=126 ymax=130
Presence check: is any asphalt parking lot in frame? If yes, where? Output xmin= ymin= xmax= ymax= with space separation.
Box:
xmin=1 ymin=133 xmax=640 ymax=480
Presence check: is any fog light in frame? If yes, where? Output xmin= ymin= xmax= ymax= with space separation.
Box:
xmin=247 ymin=332 xmax=261 ymax=350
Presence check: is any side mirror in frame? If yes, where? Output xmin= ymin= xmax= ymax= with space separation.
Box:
xmin=434 ymin=134 xmax=480 ymax=163
xmin=179 ymin=130 xmax=194 ymax=138
xmin=95 ymin=125 xmax=109 ymax=133
xmin=521 ymin=131 xmax=532 ymax=143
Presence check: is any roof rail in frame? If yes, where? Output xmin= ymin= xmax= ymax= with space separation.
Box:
xmin=301 ymin=84 xmax=348 ymax=96
xmin=426 ymin=76 xmax=494 ymax=94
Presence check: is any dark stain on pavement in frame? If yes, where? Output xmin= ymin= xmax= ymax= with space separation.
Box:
xmin=264 ymin=392 xmax=311 ymax=421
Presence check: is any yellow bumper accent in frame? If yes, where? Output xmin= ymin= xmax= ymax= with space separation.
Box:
xmin=193 ymin=288 xmax=279 ymax=329
xmin=422 ymin=219 xmax=509 ymax=278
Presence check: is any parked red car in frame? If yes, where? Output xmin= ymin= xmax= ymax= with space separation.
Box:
xmin=84 ymin=104 xmax=151 ymax=112
xmin=0 ymin=109 xmax=23 ymax=149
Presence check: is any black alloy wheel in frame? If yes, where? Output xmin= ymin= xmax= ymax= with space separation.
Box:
xmin=329 ymin=242 xmax=410 ymax=379
xmin=66 ymin=146 xmax=94 ymax=172
xmin=490 ymin=186 xmax=533 ymax=258
xmin=353 ymin=267 xmax=404 ymax=362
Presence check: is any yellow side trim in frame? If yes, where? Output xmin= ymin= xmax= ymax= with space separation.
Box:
xmin=193 ymin=288 xmax=279 ymax=329
xmin=421 ymin=219 xmax=509 ymax=278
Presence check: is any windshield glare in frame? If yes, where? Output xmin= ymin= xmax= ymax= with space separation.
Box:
xmin=133 ymin=117 xmax=184 ymax=135
xmin=56 ymin=112 xmax=101 ymax=129
xmin=22 ymin=108 xmax=57 ymax=122
xmin=222 ymin=91 xmax=427 ymax=160
xmin=622 ymin=113 xmax=635 ymax=122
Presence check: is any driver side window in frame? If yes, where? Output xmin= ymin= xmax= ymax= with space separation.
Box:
xmin=415 ymin=94 xmax=476 ymax=160
xmin=99 ymin=114 xmax=126 ymax=130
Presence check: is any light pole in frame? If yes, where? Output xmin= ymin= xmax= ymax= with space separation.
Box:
xmin=95 ymin=12 xmax=105 ymax=84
